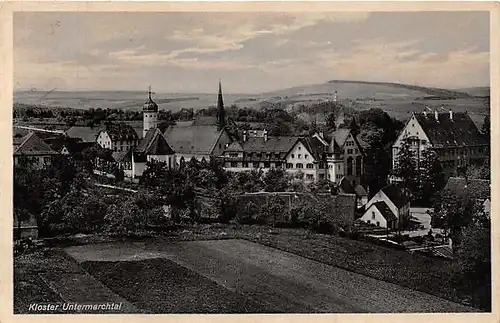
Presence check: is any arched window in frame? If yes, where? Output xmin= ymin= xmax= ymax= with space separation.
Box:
xmin=296 ymin=163 xmax=303 ymax=169
xmin=347 ymin=156 xmax=353 ymax=175
xmin=356 ymin=156 xmax=362 ymax=176
xmin=306 ymin=163 xmax=314 ymax=169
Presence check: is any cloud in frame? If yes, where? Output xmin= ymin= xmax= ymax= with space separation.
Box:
xmin=13 ymin=11 xmax=489 ymax=93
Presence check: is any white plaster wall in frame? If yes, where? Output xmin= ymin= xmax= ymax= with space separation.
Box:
xmin=360 ymin=204 xmax=388 ymax=228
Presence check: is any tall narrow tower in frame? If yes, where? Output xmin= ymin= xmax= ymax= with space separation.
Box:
xmin=216 ymin=80 xmax=226 ymax=131
xmin=143 ymin=85 xmax=159 ymax=137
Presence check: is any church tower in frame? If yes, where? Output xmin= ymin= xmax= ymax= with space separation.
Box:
xmin=216 ymin=80 xmax=226 ymax=131
xmin=143 ymin=86 xmax=159 ymax=137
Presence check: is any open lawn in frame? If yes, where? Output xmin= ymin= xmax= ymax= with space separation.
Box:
xmin=82 ymin=258 xmax=272 ymax=313
xmin=14 ymin=225 xmax=483 ymax=313
xmin=66 ymin=239 xmax=474 ymax=313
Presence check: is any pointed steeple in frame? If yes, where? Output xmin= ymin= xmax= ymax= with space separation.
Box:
xmin=216 ymin=79 xmax=225 ymax=131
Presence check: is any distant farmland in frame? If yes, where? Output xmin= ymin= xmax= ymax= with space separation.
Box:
xmin=14 ymin=81 xmax=489 ymax=124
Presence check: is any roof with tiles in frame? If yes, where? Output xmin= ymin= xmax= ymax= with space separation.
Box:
xmin=103 ymin=122 xmax=140 ymax=142
xmin=14 ymin=132 xmax=59 ymax=156
xmin=240 ymin=136 xmax=300 ymax=154
xmin=381 ymin=184 xmax=411 ymax=208
xmin=372 ymin=201 xmax=398 ymax=222
xmin=66 ymin=126 xmax=102 ymax=143
xmin=225 ymin=141 xmax=244 ymax=152
xmin=414 ymin=111 xmax=488 ymax=147
xmin=164 ymin=125 xmax=224 ymax=155
xmin=137 ymin=128 xmax=175 ymax=156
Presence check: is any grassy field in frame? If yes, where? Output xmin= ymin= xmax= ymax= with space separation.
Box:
xmin=14 ymin=225 xmax=484 ymax=313
xmin=82 ymin=258 xmax=273 ymax=313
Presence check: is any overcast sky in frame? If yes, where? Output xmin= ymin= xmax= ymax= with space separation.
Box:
xmin=14 ymin=11 xmax=489 ymax=94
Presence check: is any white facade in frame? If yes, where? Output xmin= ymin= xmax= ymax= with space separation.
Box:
xmin=97 ymin=131 xmax=112 ymax=150
xmin=143 ymin=112 xmax=158 ymax=138
xmin=285 ymin=141 xmax=324 ymax=182
xmin=327 ymin=157 xmax=344 ymax=183
xmin=392 ymin=113 xmax=431 ymax=169
xmin=97 ymin=131 xmax=137 ymax=152
xmin=360 ymin=204 xmax=388 ymax=228
xmin=365 ymin=189 xmax=410 ymax=227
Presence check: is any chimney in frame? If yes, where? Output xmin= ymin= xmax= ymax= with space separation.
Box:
xmin=243 ymin=130 xmax=247 ymax=142
xmin=263 ymin=129 xmax=268 ymax=142
xmin=434 ymin=109 xmax=439 ymax=122
xmin=449 ymin=108 xmax=453 ymax=121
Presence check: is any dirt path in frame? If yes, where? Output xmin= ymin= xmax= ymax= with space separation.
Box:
xmin=65 ymin=239 xmax=476 ymax=313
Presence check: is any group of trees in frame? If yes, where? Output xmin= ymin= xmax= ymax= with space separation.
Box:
xmin=352 ymin=108 xmax=405 ymax=194
xmin=14 ymin=153 xmax=174 ymax=238
xmin=391 ymin=142 xmax=445 ymax=205
xmin=430 ymin=186 xmax=491 ymax=310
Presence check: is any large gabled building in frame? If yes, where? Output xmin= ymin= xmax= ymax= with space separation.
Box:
xmin=392 ymin=109 xmax=489 ymax=176
xmin=223 ymin=128 xmax=366 ymax=185
xmin=97 ymin=122 xmax=140 ymax=152
xmin=13 ymin=132 xmax=60 ymax=168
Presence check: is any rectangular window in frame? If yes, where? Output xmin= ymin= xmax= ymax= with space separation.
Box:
xmin=275 ymin=162 xmax=282 ymax=168
xmin=286 ymin=163 xmax=293 ymax=169
xmin=43 ymin=156 xmax=51 ymax=164
xmin=253 ymin=162 xmax=259 ymax=168
xmin=305 ymin=154 xmax=308 ymax=159
xmin=376 ymin=221 xmax=380 ymax=227
xmin=296 ymin=163 xmax=303 ymax=169
xmin=231 ymin=162 xmax=238 ymax=167
xmin=298 ymin=154 xmax=302 ymax=159
xmin=242 ymin=162 xmax=248 ymax=168
xmin=348 ymin=149 xmax=353 ymax=154
xmin=306 ymin=174 xmax=314 ymax=180
xmin=372 ymin=212 xmax=375 ymax=220
xmin=306 ymin=163 xmax=314 ymax=169
xmin=264 ymin=162 xmax=270 ymax=168
xmin=319 ymin=174 xmax=325 ymax=180
xmin=291 ymin=154 xmax=295 ymax=158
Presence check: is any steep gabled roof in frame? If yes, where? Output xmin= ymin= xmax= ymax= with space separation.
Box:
xmin=372 ymin=201 xmax=398 ymax=222
xmin=164 ymin=125 xmax=224 ymax=155
xmin=300 ymin=137 xmax=328 ymax=161
xmin=444 ymin=177 xmax=490 ymax=201
xmin=14 ymin=132 xmax=59 ymax=156
xmin=112 ymin=151 xmax=130 ymax=162
xmin=354 ymin=184 xmax=368 ymax=197
xmin=66 ymin=126 xmax=102 ymax=143
xmin=381 ymin=184 xmax=410 ymax=208
xmin=241 ymin=136 xmax=300 ymax=154
xmin=137 ymin=128 xmax=175 ymax=156
xmin=414 ymin=112 xmax=488 ymax=147
xmin=332 ymin=128 xmax=351 ymax=147
xmin=104 ymin=122 xmax=139 ymax=142
xmin=225 ymin=141 xmax=244 ymax=152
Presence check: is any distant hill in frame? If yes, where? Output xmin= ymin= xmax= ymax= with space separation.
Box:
xmin=13 ymin=80 xmax=489 ymax=125
xmin=454 ymin=87 xmax=490 ymax=98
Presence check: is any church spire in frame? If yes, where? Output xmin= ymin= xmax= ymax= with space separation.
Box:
xmin=216 ymin=79 xmax=225 ymax=131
